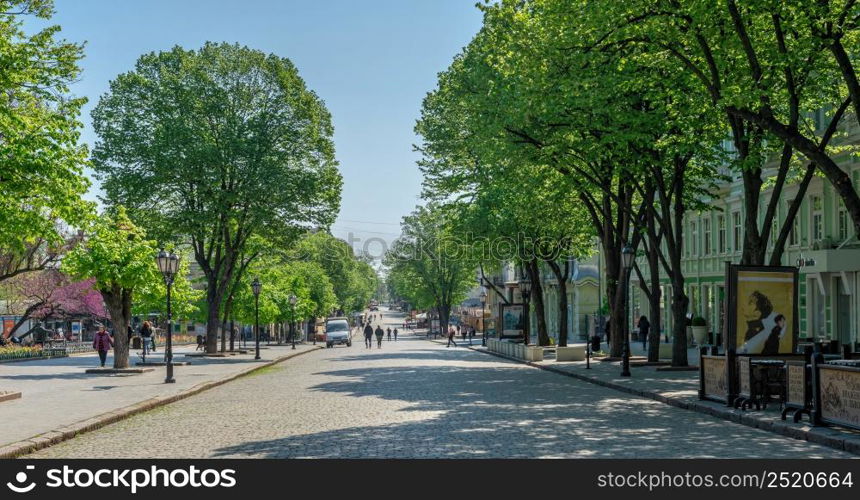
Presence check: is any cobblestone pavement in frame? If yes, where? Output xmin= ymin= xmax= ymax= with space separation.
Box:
xmin=29 ymin=311 xmax=853 ymax=458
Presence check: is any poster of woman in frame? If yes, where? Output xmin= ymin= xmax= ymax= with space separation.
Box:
xmin=731 ymin=267 xmax=798 ymax=355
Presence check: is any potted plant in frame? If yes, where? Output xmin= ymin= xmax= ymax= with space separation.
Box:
xmin=691 ymin=316 xmax=708 ymax=345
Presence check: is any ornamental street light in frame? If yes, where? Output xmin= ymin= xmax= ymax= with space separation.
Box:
xmin=289 ymin=294 xmax=297 ymax=350
xmin=252 ymin=278 xmax=262 ymax=360
xmin=480 ymin=290 xmax=488 ymax=347
xmin=156 ymin=249 xmax=180 ymax=384
xmin=621 ymin=244 xmax=635 ymax=377
xmin=519 ymin=275 xmax=532 ymax=345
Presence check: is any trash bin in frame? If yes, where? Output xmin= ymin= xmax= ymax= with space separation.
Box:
xmin=132 ymin=336 xmax=142 ymax=349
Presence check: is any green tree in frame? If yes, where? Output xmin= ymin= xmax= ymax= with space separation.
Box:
xmin=385 ymin=205 xmax=476 ymax=335
xmin=62 ymin=208 xmax=160 ymax=368
xmin=90 ymin=43 xmax=342 ymax=353
xmin=132 ymin=253 xmax=203 ymax=322
xmin=0 ymin=0 xmax=92 ymax=282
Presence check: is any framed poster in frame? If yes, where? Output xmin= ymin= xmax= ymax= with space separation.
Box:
xmin=725 ymin=265 xmax=799 ymax=355
xmin=501 ymin=304 xmax=525 ymax=339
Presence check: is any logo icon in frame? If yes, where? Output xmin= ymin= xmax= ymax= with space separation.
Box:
xmin=7 ymin=465 xmax=36 ymax=494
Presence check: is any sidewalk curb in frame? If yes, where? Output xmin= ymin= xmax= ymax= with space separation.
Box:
xmin=0 ymin=345 xmax=323 ymax=459
xmin=456 ymin=341 xmax=860 ymax=456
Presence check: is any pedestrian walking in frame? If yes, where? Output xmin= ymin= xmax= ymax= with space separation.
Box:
xmin=393 ymin=328 xmax=398 ymax=341
xmin=605 ymin=318 xmax=611 ymax=348
xmin=446 ymin=326 xmax=457 ymax=347
xmin=375 ymin=325 xmax=384 ymax=348
xmin=638 ymin=315 xmax=650 ymax=351
xmin=386 ymin=327 xmax=392 ymax=341
xmin=364 ymin=323 xmax=374 ymax=349
xmin=92 ymin=324 xmax=113 ymax=367
xmin=140 ymin=320 xmax=154 ymax=354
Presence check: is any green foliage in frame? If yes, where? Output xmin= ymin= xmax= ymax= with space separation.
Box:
xmin=62 ymin=207 xmax=158 ymax=294
xmin=385 ymin=205 xmax=476 ymax=315
xmin=691 ymin=316 xmax=707 ymax=327
xmin=0 ymin=0 xmax=93 ymax=260
xmin=292 ymin=232 xmax=378 ymax=314
xmin=132 ymin=252 xmax=203 ymax=320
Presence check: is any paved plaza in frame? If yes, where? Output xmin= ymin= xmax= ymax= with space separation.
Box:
xmin=24 ymin=310 xmax=853 ymax=459
xmin=0 ymin=341 xmax=319 ymax=451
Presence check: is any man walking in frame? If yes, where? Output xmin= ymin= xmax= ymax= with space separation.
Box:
xmin=363 ymin=323 xmax=374 ymax=349
xmin=386 ymin=327 xmax=392 ymax=341
xmin=447 ymin=326 xmax=457 ymax=347
xmin=393 ymin=328 xmax=398 ymax=341
xmin=375 ymin=325 xmax=384 ymax=348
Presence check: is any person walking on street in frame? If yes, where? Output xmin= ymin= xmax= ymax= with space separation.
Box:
xmin=387 ymin=327 xmax=392 ymax=341
xmin=393 ymin=328 xmax=398 ymax=341
xmin=363 ymin=323 xmax=374 ymax=349
xmin=140 ymin=321 xmax=154 ymax=355
xmin=92 ymin=324 xmax=113 ymax=367
xmin=375 ymin=325 xmax=384 ymax=348
xmin=605 ymin=318 xmax=611 ymax=349
xmin=447 ymin=326 xmax=457 ymax=347
xmin=638 ymin=315 xmax=650 ymax=351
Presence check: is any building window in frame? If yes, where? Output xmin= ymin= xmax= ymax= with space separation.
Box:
xmin=717 ymin=214 xmax=726 ymax=253
xmin=703 ymin=217 xmax=711 ymax=255
xmin=788 ymin=199 xmax=799 ymax=246
xmin=811 ymin=195 xmax=823 ymax=243
xmin=690 ymin=220 xmax=698 ymax=256
xmin=839 ymin=206 xmax=849 ymax=242
xmin=732 ymin=211 xmax=742 ymax=253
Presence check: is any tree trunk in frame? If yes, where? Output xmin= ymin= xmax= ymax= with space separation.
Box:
xmin=646 ymin=239 xmax=662 ymax=363
xmin=101 ymin=286 xmax=131 ymax=369
xmin=205 ymin=281 xmax=223 ymax=353
xmin=546 ymin=260 xmax=569 ymax=347
xmin=526 ymin=259 xmax=550 ymax=346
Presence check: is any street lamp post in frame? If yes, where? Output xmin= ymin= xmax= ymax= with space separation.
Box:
xmin=480 ymin=290 xmax=487 ymax=347
xmin=252 ymin=278 xmax=261 ymax=360
xmin=155 ymin=249 xmax=180 ymax=384
xmin=621 ymin=244 xmax=635 ymax=377
xmin=289 ymin=294 xmax=297 ymax=350
xmin=519 ymin=275 xmax=532 ymax=345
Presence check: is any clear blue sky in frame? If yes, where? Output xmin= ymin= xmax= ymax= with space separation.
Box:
xmin=47 ymin=0 xmax=484 ymax=260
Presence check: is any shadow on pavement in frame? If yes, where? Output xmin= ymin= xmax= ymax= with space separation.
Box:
xmin=209 ymin=345 xmax=834 ymax=459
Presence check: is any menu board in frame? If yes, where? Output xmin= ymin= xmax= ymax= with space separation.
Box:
xmin=819 ymin=366 xmax=860 ymax=429
xmin=786 ymin=362 xmax=806 ymax=407
xmin=702 ymin=356 xmax=728 ymax=401
xmin=738 ymin=356 xmax=751 ymax=398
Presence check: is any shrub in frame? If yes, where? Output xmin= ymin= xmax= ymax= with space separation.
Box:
xmin=691 ymin=316 xmax=707 ymax=327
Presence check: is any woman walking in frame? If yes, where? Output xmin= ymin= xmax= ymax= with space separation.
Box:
xmin=447 ymin=326 xmax=457 ymax=347
xmin=92 ymin=324 xmax=113 ymax=367
xmin=140 ymin=320 xmax=154 ymax=354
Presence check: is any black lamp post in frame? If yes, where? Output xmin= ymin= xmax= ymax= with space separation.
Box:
xmin=519 ymin=275 xmax=532 ymax=345
xmin=289 ymin=294 xmax=297 ymax=350
xmin=156 ymin=249 xmax=180 ymax=384
xmin=621 ymin=244 xmax=635 ymax=377
xmin=480 ymin=290 xmax=488 ymax=347
xmin=252 ymin=278 xmax=261 ymax=360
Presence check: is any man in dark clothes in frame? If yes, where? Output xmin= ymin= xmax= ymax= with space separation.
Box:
xmin=363 ymin=323 xmax=374 ymax=349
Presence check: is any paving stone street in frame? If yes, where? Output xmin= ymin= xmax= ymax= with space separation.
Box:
xmin=23 ymin=309 xmax=853 ymax=459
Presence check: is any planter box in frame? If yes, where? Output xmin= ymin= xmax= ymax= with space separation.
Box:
xmin=556 ymin=344 xmax=586 ymax=362
xmin=691 ymin=326 xmax=708 ymax=345
xmin=523 ymin=345 xmax=543 ymax=362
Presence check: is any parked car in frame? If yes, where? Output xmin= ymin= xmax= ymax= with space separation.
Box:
xmin=324 ymin=317 xmax=352 ymax=348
